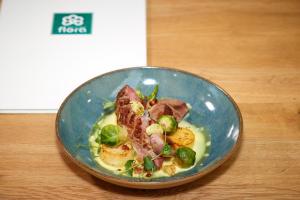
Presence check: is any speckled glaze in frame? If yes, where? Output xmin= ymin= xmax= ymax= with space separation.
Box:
xmin=56 ymin=66 xmax=242 ymax=189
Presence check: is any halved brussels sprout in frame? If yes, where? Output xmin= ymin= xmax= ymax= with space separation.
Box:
xmin=100 ymin=124 xmax=127 ymax=146
xmin=158 ymin=115 xmax=177 ymax=133
xmin=176 ymin=147 xmax=196 ymax=167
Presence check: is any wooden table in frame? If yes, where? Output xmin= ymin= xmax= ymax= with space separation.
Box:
xmin=1 ymin=0 xmax=300 ymax=199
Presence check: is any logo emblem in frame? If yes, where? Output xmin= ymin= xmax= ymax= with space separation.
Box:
xmin=52 ymin=13 xmax=92 ymax=35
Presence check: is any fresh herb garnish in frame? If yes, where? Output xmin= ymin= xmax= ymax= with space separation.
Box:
xmin=148 ymin=85 xmax=159 ymax=101
xmin=143 ymin=156 xmax=156 ymax=171
xmin=103 ymin=101 xmax=115 ymax=113
xmin=135 ymin=88 xmax=145 ymax=99
xmin=95 ymin=134 xmax=101 ymax=144
xmin=124 ymin=160 xmax=134 ymax=176
xmin=162 ymin=144 xmax=172 ymax=157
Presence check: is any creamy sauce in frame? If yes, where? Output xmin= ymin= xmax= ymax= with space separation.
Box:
xmin=89 ymin=113 xmax=211 ymax=177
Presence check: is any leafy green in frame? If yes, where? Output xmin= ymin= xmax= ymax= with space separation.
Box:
xmin=102 ymin=101 xmax=115 ymax=113
xmin=148 ymin=85 xmax=159 ymax=100
xmin=135 ymin=89 xmax=145 ymax=99
xmin=143 ymin=156 xmax=156 ymax=171
xmin=162 ymin=144 xmax=172 ymax=157
xmin=95 ymin=133 xmax=101 ymax=144
xmin=92 ymin=123 xmax=101 ymax=133
xmin=125 ymin=160 xmax=134 ymax=176
xmin=92 ymin=123 xmax=102 ymax=144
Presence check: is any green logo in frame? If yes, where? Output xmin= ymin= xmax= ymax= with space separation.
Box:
xmin=52 ymin=13 xmax=92 ymax=35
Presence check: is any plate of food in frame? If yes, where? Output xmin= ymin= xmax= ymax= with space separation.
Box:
xmin=56 ymin=66 xmax=242 ymax=189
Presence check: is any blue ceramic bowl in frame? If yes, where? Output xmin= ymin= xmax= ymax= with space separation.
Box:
xmin=56 ymin=66 xmax=242 ymax=189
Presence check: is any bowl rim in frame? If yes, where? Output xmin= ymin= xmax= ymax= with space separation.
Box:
xmin=55 ymin=66 xmax=243 ymax=189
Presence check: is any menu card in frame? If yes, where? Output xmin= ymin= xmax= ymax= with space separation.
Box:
xmin=0 ymin=0 xmax=146 ymax=112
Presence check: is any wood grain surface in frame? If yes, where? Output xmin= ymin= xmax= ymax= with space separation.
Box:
xmin=1 ymin=0 xmax=300 ymax=199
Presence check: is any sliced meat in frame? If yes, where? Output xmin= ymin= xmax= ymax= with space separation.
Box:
xmin=153 ymin=157 xmax=164 ymax=169
xmin=150 ymin=134 xmax=164 ymax=154
xmin=148 ymin=104 xmax=173 ymax=122
xmin=131 ymin=115 xmax=157 ymax=161
xmin=116 ymin=85 xmax=141 ymax=102
xmin=115 ymin=85 xmax=156 ymax=161
xmin=148 ymin=98 xmax=189 ymax=122
xmin=115 ymin=85 xmax=142 ymax=128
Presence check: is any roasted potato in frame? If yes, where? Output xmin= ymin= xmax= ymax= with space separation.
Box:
xmin=167 ymin=127 xmax=195 ymax=148
xmin=100 ymin=143 xmax=134 ymax=167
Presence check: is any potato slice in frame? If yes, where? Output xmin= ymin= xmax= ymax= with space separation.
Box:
xmin=163 ymin=164 xmax=176 ymax=176
xmin=167 ymin=127 xmax=195 ymax=147
xmin=100 ymin=143 xmax=134 ymax=167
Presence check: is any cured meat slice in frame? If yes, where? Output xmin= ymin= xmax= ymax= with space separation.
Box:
xmin=149 ymin=99 xmax=188 ymax=121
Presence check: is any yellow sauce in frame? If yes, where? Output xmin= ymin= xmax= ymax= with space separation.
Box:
xmin=89 ymin=113 xmax=210 ymax=177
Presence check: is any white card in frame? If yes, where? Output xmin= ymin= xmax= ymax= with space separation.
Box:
xmin=0 ymin=0 xmax=146 ymax=113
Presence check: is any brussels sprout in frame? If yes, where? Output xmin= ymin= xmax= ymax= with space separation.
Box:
xmin=143 ymin=156 xmax=156 ymax=171
xmin=100 ymin=124 xmax=127 ymax=146
xmin=158 ymin=115 xmax=177 ymax=133
xmin=146 ymin=123 xmax=164 ymax=136
xmin=130 ymin=101 xmax=144 ymax=116
xmin=176 ymin=147 xmax=196 ymax=167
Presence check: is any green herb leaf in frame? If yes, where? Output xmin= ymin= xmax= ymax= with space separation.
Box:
xmin=143 ymin=156 xmax=156 ymax=171
xmin=135 ymin=89 xmax=145 ymax=99
xmin=103 ymin=101 xmax=115 ymax=113
xmin=95 ymin=134 xmax=101 ymax=144
xmin=148 ymin=85 xmax=159 ymax=101
xmin=92 ymin=124 xmax=102 ymax=144
xmin=125 ymin=160 xmax=134 ymax=176
xmin=92 ymin=123 xmax=101 ymax=133
xmin=162 ymin=144 xmax=172 ymax=157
